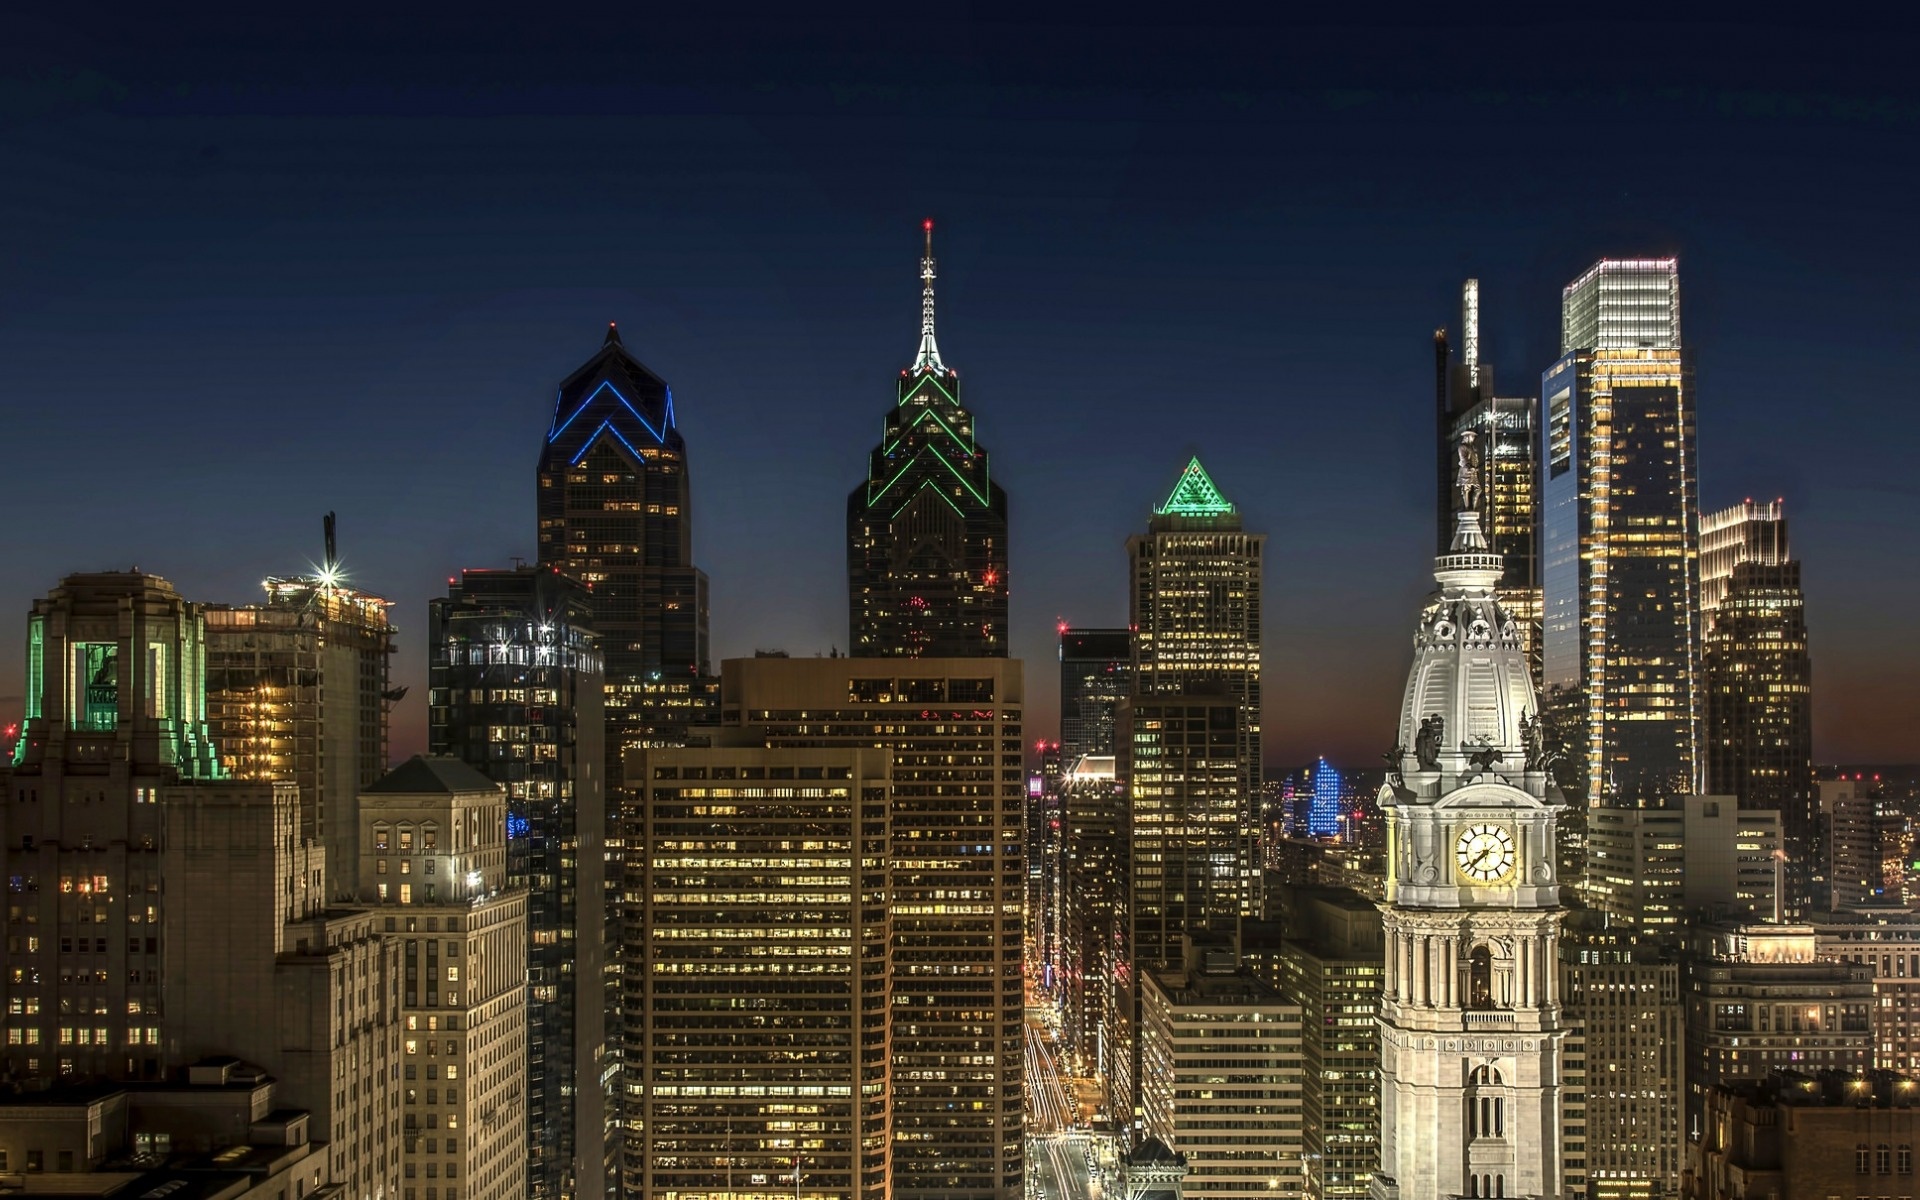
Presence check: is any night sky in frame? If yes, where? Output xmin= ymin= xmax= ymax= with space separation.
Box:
xmin=3 ymin=11 xmax=1916 ymax=771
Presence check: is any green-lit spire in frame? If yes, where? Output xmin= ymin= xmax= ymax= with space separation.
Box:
xmin=1155 ymin=456 xmax=1236 ymax=517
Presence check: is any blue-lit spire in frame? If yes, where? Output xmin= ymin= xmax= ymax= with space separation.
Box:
xmin=912 ymin=218 xmax=946 ymax=375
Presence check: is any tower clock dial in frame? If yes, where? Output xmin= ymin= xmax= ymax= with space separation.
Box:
xmin=1455 ymin=823 xmax=1516 ymax=882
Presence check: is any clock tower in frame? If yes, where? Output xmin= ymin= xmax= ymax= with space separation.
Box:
xmin=1373 ymin=450 xmax=1566 ymax=1200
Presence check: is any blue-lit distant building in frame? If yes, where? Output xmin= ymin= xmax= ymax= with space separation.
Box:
xmin=1309 ymin=756 xmax=1343 ymax=838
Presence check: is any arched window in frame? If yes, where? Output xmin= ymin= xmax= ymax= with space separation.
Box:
xmin=1469 ymin=946 xmax=1495 ymax=1010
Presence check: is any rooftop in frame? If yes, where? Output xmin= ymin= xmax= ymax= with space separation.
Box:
xmin=363 ymin=755 xmax=503 ymax=796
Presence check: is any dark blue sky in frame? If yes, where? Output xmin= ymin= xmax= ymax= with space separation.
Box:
xmin=3 ymin=10 xmax=1916 ymax=769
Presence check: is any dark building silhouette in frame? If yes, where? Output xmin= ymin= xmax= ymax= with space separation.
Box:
xmin=1059 ymin=626 xmax=1132 ymax=762
xmin=848 ymin=222 xmax=1009 ymax=658
xmin=429 ymin=568 xmax=612 ymax=1200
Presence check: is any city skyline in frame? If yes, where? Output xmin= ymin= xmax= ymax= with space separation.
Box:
xmin=3 ymin=13 xmax=1917 ymax=772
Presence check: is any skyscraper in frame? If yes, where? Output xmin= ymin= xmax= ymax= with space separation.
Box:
xmin=713 ymin=656 xmax=1025 ymax=1199
xmin=1373 ymin=474 xmax=1567 ymax=1200
xmin=428 ymin=568 xmax=611 ymax=1200
xmin=1541 ymin=258 xmax=1702 ymax=806
xmin=847 ymin=221 xmax=1009 ymax=658
xmin=1129 ymin=456 xmax=1264 ymax=791
xmin=622 ymin=741 xmax=892 ymax=1200
xmin=1435 ymin=280 xmax=1542 ymax=686
xmin=1701 ymin=499 xmax=1814 ymax=914
xmin=536 ymin=322 xmax=711 ymax=745
xmin=205 ymin=545 xmax=396 ymax=900
xmin=1059 ymin=626 xmax=1133 ymax=763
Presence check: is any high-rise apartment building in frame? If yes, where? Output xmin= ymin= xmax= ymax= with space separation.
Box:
xmin=1682 ymin=923 xmax=1873 ymax=1138
xmin=1541 ymin=258 xmax=1702 ymax=806
xmin=1140 ymin=939 xmax=1307 ymax=1200
xmin=1060 ymin=626 xmax=1133 ymax=762
xmin=1254 ymin=890 xmax=1384 ymax=1200
xmin=1435 ymin=280 xmax=1543 ymax=686
xmin=2 ymin=571 xmax=229 ymax=1080
xmin=357 ymin=757 xmax=530 ymax=1200
xmin=1129 ymin=457 xmax=1263 ymax=793
xmin=847 ymin=222 xmax=1009 ymax=658
xmin=621 ymin=741 xmax=892 ymax=1200
xmin=536 ymin=323 xmax=711 ymax=745
xmin=427 ymin=568 xmax=610 ymax=1200
xmin=205 ymin=563 xmax=396 ymax=899
xmin=1124 ymin=691 xmax=1254 ymax=972
xmin=1700 ymin=499 xmax=1814 ymax=915
xmin=1823 ymin=777 xmax=1898 ymax=910
xmin=1583 ymin=795 xmax=1781 ymax=930
xmin=1373 ymin=491 xmax=1567 ymax=1200
xmin=1558 ymin=919 xmax=1683 ymax=1200
xmin=714 ymin=656 xmax=1025 ymax=1199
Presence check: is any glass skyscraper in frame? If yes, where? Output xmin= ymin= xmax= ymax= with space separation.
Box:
xmin=1541 ymin=258 xmax=1702 ymax=807
xmin=847 ymin=222 xmax=1009 ymax=658
xmin=1701 ymin=499 xmax=1814 ymax=913
xmin=1059 ymin=626 xmax=1133 ymax=763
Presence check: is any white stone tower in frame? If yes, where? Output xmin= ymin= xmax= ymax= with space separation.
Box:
xmin=1373 ymin=450 xmax=1567 ymax=1200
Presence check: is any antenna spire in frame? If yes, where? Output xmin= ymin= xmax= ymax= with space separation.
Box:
xmin=912 ymin=218 xmax=946 ymax=374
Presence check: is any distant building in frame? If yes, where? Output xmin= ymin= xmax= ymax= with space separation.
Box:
xmin=847 ymin=222 xmax=1008 ymax=658
xmin=621 ymin=741 xmax=892 ymax=1200
xmin=1060 ymin=627 xmax=1133 ymax=762
xmin=1686 ymin=1068 xmax=1920 ymax=1200
xmin=1683 ymin=923 xmax=1874 ymax=1139
xmin=1542 ymin=259 xmax=1702 ymax=807
xmin=428 ymin=567 xmax=611 ymax=1200
xmin=1584 ymin=796 xmax=1780 ymax=930
xmin=1559 ymin=918 xmax=1684 ymax=1200
xmin=1701 ymin=500 xmax=1814 ymax=915
xmin=1141 ymin=940 xmax=1306 ymax=1200
xmin=1060 ymin=755 xmax=1129 ymax=1093
xmin=1824 ymin=776 xmax=1897 ymax=911
xmin=356 ymin=758 xmax=530 ymax=1200
xmin=205 ymin=568 xmax=395 ymax=899
xmin=1813 ymin=907 xmax=1920 ymax=1073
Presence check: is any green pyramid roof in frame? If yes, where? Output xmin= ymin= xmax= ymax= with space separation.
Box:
xmin=1155 ymin=456 xmax=1236 ymax=517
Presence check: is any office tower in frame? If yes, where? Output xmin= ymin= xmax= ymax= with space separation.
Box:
xmin=1255 ymin=890 xmax=1384 ymax=1200
xmin=536 ymin=321 xmax=710 ymax=748
xmin=1689 ymin=1069 xmax=1920 ymax=1200
xmin=1 ymin=571 xmax=227 ymax=1080
xmin=714 ymin=657 xmax=1024 ymax=1199
xmin=1124 ymin=691 xmax=1254 ymax=973
xmin=847 ymin=222 xmax=1009 ymax=658
xmin=1436 ymin=280 xmax=1543 ymax=685
xmin=161 ymin=779 xmax=406 ymax=1200
xmin=1140 ymin=939 xmax=1307 ymax=1199
xmin=357 ymin=758 xmax=530 ymax=1200
xmin=427 ymin=568 xmax=610 ymax=1200
xmin=1060 ymin=626 xmax=1133 ymax=762
xmin=1307 ymin=756 xmax=1342 ymax=839
xmin=1701 ymin=499 xmax=1815 ymax=915
xmin=205 ymin=542 xmax=396 ymax=899
xmin=1682 ymin=923 xmax=1873 ymax=1138
xmin=622 ymin=742 xmax=892 ymax=1200
xmin=1824 ymin=777 xmax=1898 ymax=910
xmin=1129 ymin=456 xmax=1263 ymax=794
xmin=1060 ymin=755 xmax=1127 ymax=1080
xmin=1583 ymin=795 xmax=1781 ymax=929
xmin=1373 ymin=479 xmax=1567 ymax=1200
xmin=1541 ymin=258 xmax=1702 ymax=806
xmin=1557 ymin=918 xmax=1683 ymax=1200
xmin=1813 ymin=907 xmax=1920 ymax=1072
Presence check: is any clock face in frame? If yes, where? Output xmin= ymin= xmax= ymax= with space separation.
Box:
xmin=1455 ymin=823 xmax=1516 ymax=883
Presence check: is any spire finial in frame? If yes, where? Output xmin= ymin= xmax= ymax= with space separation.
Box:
xmin=605 ymin=321 xmax=622 ymax=347
xmin=912 ymin=219 xmax=946 ymax=374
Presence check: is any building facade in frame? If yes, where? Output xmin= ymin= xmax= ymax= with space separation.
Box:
xmin=1128 ymin=457 xmax=1263 ymax=797
xmin=1141 ymin=942 xmax=1307 ymax=1200
xmin=427 ymin=568 xmax=610 ymax=1200
xmin=847 ymin=222 xmax=1009 ymax=659
xmin=1700 ymin=500 xmax=1814 ymax=917
xmin=715 ymin=656 xmax=1025 ymax=1199
xmin=1583 ymin=796 xmax=1781 ymax=931
xmin=205 ymin=571 xmax=395 ymax=900
xmin=621 ymin=742 xmax=892 ymax=1200
xmin=1814 ymin=907 xmax=1920 ymax=1073
xmin=1060 ymin=755 xmax=1129 ymax=1086
xmin=1686 ymin=1069 xmax=1920 ymax=1200
xmin=357 ymin=758 xmax=530 ymax=1200
xmin=1541 ymin=259 xmax=1702 ymax=807
xmin=1060 ymin=627 xmax=1134 ymax=763
xmin=1373 ymin=495 xmax=1567 ymax=1200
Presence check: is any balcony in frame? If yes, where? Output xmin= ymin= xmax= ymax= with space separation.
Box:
xmin=1463 ymin=1011 xmax=1516 ymax=1028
